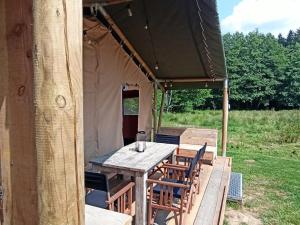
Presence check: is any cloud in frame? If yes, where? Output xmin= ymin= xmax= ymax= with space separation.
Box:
xmin=221 ymin=0 xmax=300 ymax=36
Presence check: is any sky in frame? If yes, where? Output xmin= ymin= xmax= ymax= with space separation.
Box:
xmin=217 ymin=0 xmax=300 ymax=37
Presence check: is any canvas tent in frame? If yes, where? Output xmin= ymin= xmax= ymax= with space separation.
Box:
xmin=82 ymin=0 xmax=228 ymax=162
xmin=83 ymin=18 xmax=153 ymax=164
xmin=0 ymin=0 xmax=229 ymax=224
xmin=100 ymin=0 xmax=227 ymax=89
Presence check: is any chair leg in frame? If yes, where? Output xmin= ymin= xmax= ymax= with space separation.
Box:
xmin=147 ymin=202 xmax=152 ymax=225
xmin=179 ymin=211 xmax=184 ymax=225
xmin=188 ymin=195 xmax=192 ymax=213
xmin=197 ymin=178 xmax=201 ymax=194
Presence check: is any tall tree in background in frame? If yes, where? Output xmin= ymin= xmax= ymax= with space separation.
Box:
xmin=165 ymin=89 xmax=212 ymax=112
xmin=162 ymin=28 xmax=300 ymax=112
xmin=223 ymin=31 xmax=286 ymax=109
xmin=276 ymin=42 xmax=300 ymax=108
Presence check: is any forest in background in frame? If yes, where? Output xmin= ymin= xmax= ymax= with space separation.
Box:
xmin=164 ymin=29 xmax=300 ymax=112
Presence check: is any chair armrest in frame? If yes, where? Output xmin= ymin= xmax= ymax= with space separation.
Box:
xmin=147 ymin=179 xmax=189 ymax=189
xmin=108 ymin=182 xmax=135 ymax=203
xmin=161 ymin=163 xmax=188 ymax=171
xmin=175 ymin=154 xmax=194 ymax=160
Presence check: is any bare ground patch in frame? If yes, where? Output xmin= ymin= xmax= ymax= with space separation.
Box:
xmin=225 ymin=208 xmax=262 ymax=225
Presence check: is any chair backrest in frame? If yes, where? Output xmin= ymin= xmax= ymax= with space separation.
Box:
xmin=155 ymin=134 xmax=180 ymax=145
xmin=85 ymin=171 xmax=108 ymax=192
xmin=186 ymin=143 xmax=207 ymax=179
xmin=197 ymin=142 xmax=207 ymax=162
xmin=186 ymin=153 xmax=199 ymax=180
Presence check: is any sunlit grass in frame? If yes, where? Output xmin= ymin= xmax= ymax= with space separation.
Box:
xmin=162 ymin=110 xmax=300 ymax=225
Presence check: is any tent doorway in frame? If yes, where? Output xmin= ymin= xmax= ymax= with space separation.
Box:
xmin=122 ymin=90 xmax=139 ymax=145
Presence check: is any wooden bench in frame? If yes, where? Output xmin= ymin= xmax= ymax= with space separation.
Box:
xmin=85 ymin=205 xmax=132 ymax=225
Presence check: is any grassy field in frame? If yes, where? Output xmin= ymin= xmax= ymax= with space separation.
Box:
xmin=162 ymin=110 xmax=300 ymax=225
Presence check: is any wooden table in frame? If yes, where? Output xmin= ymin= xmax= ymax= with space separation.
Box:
xmin=86 ymin=205 xmax=132 ymax=225
xmin=89 ymin=142 xmax=177 ymax=225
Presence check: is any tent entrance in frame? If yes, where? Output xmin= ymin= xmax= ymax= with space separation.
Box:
xmin=122 ymin=90 xmax=139 ymax=145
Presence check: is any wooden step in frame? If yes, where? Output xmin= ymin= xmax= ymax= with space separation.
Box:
xmin=194 ymin=157 xmax=232 ymax=225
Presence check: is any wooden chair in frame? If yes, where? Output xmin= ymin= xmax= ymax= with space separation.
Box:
xmin=147 ymin=152 xmax=199 ymax=225
xmin=174 ymin=143 xmax=207 ymax=194
xmin=150 ymin=134 xmax=180 ymax=176
xmin=85 ymin=171 xmax=135 ymax=215
xmin=157 ymin=143 xmax=207 ymax=210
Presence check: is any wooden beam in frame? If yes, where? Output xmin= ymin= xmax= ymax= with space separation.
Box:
xmin=157 ymin=78 xmax=224 ymax=83
xmin=157 ymin=91 xmax=165 ymax=133
xmin=221 ymin=79 xmax=229 ymax=157
xmin=97 ymin=6 xmax=165 ymax=91
xmin=83 ymin=0 xmax=132 ymax=6
xmin=0 ymin=0 xmax=85 ymax=224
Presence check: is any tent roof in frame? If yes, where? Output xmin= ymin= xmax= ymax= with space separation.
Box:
xmin=85 ymin=0 xmax=227 ymax=89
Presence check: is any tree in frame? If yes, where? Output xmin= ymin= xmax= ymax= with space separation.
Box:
xmin=165 ymin=28 xmax=300 ymax=112
xmin=276 ymin=43 xmax=300 ymax=108
xmin=165 ymin=89 xmax=212 ymax=112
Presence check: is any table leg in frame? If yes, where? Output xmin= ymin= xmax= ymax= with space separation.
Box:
xmin=171 ymin=151 xmax=176 ymax=164
xmin=135 ymin=172 xmax=147 ymax=225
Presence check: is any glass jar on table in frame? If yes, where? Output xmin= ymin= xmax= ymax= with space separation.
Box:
xmin=136 ymin=131 xmax=147 ymax=152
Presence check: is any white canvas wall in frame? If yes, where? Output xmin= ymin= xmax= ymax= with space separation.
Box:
xmin=83 ymin=18 xmax=153 ymax=164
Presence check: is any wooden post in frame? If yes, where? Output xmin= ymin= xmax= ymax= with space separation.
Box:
xmin=152 ymin=83 xmax=158 ymax=140
xmin=1 ymin=1 xmax=37 ymax=224
xmin=0 ymin=2 xmax=11 ymax=224
xmin=0 ymin=0 xmax=84 ymax=225
xmin=221 ymin=79 xmax=229 ymax=157
xmin=157 ymin=91 xmax=165 ymax=133
xmin=135 ymin=172 xmax=147 ymax=225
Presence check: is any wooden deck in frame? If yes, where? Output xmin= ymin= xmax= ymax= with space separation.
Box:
xmin=155 ymin=157 xmax=231 ymax=225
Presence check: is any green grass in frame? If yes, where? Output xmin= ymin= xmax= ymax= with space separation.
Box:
xmin=162 ymin=110 xmax=300 ymax=225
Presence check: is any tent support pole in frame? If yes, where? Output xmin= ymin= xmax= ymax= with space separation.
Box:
xmin=152 ymin=83 xmax=158 ymax=140
xmin=221 ymin=79 xmax=229 ymax=157
xmin=0 ymin=0 xmax=85 ymax=224
xmin=157 ymin=91 xmax=165 ymax=133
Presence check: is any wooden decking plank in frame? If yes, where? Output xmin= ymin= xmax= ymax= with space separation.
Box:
xmin=183 ymin=164 xmax=214 ymax=225
xmin=216 ymin=158 xmax=232 ymax=225
xmin=213 ymin=158 xmax=231 ymax=224
xmin=194 ymin=158 xmax=226 ymax=225
xmin=193 ymin=157 xmax=229 ymax=225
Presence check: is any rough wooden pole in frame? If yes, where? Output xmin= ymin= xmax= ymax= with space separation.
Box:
xmin=33 ymin=0 xmax=84 ymax=224
xmin=0 ymin=1 xmax=11 ymax=224
xmin=152 ymin=83 xmax=158 ymax=140
xmin=1 ymin=1 xmax=37 ymax=224
xmin=0 ymin=0 xmax=85 ymax=225
xmin=157 ymin=91 xmax=165 ymax=133
xmin=221 ymin=79 xmax=229 ymax=157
